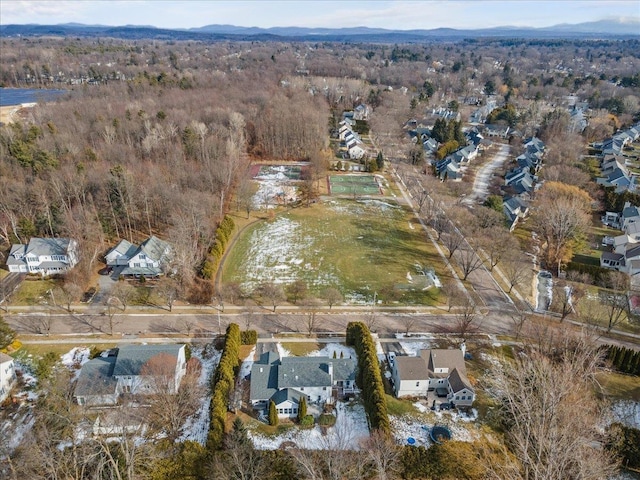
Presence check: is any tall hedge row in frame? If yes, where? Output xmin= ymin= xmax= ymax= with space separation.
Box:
xmin=346 ymin=321 xmax=391 ymax=435
xmin=207 ymin=322 xmax=241 ymax=450
xmin=201 ymin=215 xmax=235 ymax=280
xmin=605 ymin=344 xmax=640 ymax=376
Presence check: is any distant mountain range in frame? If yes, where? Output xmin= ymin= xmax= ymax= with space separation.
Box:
xmin=1 ymin=19 xmax=638 ymax=42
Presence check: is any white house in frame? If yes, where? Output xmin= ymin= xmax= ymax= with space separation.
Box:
xmin=6 ymin=237 xmax=79 ymax=276
xmin=391 ymin=347 xmax=475 ymax=407
xmin=104 ymin=236 xmax=172 ymax=277
xmin=250 ymin=352 xmax=357 ymax=419
xmin=0 ymin=353 xmax=16 ymax=403
xmin=74 ymin=344 xmax=187 ymax=406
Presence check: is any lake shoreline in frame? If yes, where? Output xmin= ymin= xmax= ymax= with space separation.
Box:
xmin=0 ymin=103 xmax=36 ymax=124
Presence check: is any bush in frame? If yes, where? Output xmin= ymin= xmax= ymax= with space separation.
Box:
xmin=240 ymin=330 xmax=258 ymax=345
xmin=317 ymin=413 xmax=336 ymax=427
xmin=346 ymin=322 xmax=391 ymax=435
xmin=207 ymin=323 xmax=241 ymax=450
xmin=299 ymin=414 xmax=314 ymax=428
xmin=607 ymin=423 xmax=640 ymax=470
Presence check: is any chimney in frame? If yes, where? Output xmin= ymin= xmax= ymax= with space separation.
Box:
xmin=328 ymin=362 xmax=334 ymax=381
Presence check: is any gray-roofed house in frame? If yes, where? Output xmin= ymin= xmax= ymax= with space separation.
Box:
xmin=74 ymin=344 xmax=187 ymax=406
xmin=249 ymin=352 xmax=357 ymax=419
xmin=105 ymin=236 xmax=172 ymax=277
xmin=0 ymin=352 xmax=16 ymax=403
xmin=6 ymin=237 xmax=79 ymax=276
xmin=391 ymin=347 xmax=475 ymax=407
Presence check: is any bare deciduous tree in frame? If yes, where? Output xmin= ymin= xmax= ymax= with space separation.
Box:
xmin=321 ymin=287 xmax=343 ymax=310
xmin=488 ymin=335 xmax=619 ymax=480
xmin=258 ymin=282 xmax=285 ymax=312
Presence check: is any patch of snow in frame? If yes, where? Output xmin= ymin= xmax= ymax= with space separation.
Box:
xmin=61 ymin=347 xmax=91 ymax=380
xmin=398 ymin=338 xmax=432 ymax=357
xmin=307 ymin=343 xmax=356 ymax=360
xmin=277 ymin=343 xmax=292 ymax=358
xmin=178 ymin=345 xmax=221 ymax=445
xmin=248 ymin=401 xmax=369 ymax=450
xmin=239 ymin=346 xmax=257 ymax=380
xmin=413 ymin=402 xmax=429 ymax=413
xmin=610 ymin=400 xmax=640 ymax=429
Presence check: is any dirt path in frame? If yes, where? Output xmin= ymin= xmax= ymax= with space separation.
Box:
xmin=462 ymin=143 xmax=510 ymax=206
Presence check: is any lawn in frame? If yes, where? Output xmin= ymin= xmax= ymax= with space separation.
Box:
xmin=596 ymin=371 xmax=640 ymax=402
xmin=12 ymin=278 xmax=58 ymax=305
xmin=280 ymin=341 xmax=321 ymax=356
xmin=386 ymin=394 xmax=420 ymax=416
xmin=221 ymin=199 xmax=445 ymax=305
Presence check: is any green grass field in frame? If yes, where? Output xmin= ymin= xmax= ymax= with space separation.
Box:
xmin=222 ymin=199 xmax=445 ymax=304
xmin=329 ymin=175 xmax=381 ymax=195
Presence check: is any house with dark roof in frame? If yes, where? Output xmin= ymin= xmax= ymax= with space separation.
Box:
xmin=6 ymin=237 xmax=79 ymax=276
xmin=249 ymin=352 xmax=357 ymax=419
xmin=391 ymin=347 xmax=475 ymax=407
xmin=105 ymin=236 xmax=172 ymax=277
xmin=74 ymin=344 xmax=186 ymax=406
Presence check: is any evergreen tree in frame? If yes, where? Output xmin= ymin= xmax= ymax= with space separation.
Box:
xmin=297 ymin=396 xmax=307 ymax=422
xmin=376 ymin=151 xmax=384 ymax=171
xmin=269 ymin=400 xmax=278 ymax=426
xmin=0 ymin=316 xmax=16 ymax=350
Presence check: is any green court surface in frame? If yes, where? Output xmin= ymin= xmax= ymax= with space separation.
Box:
xmin=329 ymin=175 xmax=381 ymax=195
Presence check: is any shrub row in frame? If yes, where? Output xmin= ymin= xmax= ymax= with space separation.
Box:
xmin=346 ymin=321 xmax=391 ymax=435
xmin=565 ymin=261 xmax=610 ymax=284
xmin=201 ymin=215 xmax=235 ymax=280
xmin=605 ymin=344 xmax=640 ymax=376
xmin=207 ymin=323 xmax=241 ymax=450
xmin=240 ymin=330 xmax=258 ymax=345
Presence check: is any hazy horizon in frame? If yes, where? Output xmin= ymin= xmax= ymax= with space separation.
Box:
xmin=1 ymin=0 xmax=639 ymax=30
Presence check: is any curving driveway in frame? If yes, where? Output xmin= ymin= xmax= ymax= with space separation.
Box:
xmin=463 ymin=143 xmax=510 ymax=206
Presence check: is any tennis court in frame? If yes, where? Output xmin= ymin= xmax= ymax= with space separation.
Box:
xmin=329 ymin=175 xmax=381 ymax=195
xmin=250 ymin=164 xmax=305 ymax=180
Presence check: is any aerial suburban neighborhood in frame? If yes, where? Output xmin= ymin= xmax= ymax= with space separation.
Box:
xmin=0 ymin=2 xmax=639 ymax=479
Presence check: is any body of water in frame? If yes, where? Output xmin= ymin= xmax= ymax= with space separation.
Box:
xmin=0 ymin=88 xmax=68 ymax=107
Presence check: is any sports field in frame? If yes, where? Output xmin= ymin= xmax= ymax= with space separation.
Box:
xmin=251 ymin=164 xmax=305 ymax=180
xmin=329 ymin=175 xmax=381 ymax=195
xmin=221 ymin=199 xmax=444 ymax=305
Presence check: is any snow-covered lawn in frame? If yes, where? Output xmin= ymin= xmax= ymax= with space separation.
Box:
xmin=252 ymin=165 xmax=301 ymax=209
xmin=306 ymin=343 xmax=356 ymax=360
xmin=178 ymin=344 xmax=221 ymax=445
xmin=390 ymin=406 xmax=479 ymax=447
xmin=395 ymin=333 xmax=433 ymax=356
xmin=61 ymin=347 xmax=91 ymax=380
xmin=248 ymin=401 xmax=370 ymax=450
xmin=610 ymin=400 xmax=640 ymax=429
xmin=239 ymin=346 xmax=257 ymax=380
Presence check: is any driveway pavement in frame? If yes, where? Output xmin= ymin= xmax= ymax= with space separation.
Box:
xmin=462 ymin=143 xmax=510 ymax=206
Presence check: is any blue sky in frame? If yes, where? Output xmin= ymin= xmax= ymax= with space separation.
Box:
xmin=1 ymin=0 xmax=639 ymax=29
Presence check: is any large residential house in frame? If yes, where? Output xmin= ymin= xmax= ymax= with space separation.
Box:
xmin=391 ymin=347 xmax=475 ymax=407
xmin=249 ymin=352 xmax=357 ymax=419
xmin=6 ymin=237 xmax=79 ymax=276
xmin=593 ymin=123 xmax=640 ymax=194
xmin=600 ymin=202 xmax=640 ymax=286
xmin=105 ymin=236 xmax=172 ymax=277
xmin=338 ymin=119 xmax=366 ymax=160
xmin=0 ymin=353 xmax=16 ymax=403
xmin=74 ymin=344 xmax=187 ymax=406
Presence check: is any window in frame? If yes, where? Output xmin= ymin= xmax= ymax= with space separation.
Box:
xmin=323 ymin=387 xmax=327 ymax=390
xmin=300 ymin=387 xmax=304 ymax=391
xmin=293 ymin=408 xmax=298 ymax=414
xmin=140 ymin=254 xmax=146 ymax=259
xmin=455 ymin=396 xmax=460 ymax=400
xmin=416 ymin=381 xmax=420 ymax=387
